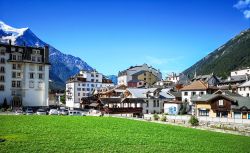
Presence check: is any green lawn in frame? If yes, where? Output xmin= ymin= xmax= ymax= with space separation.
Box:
xmin=0 ymin=116 xmax=249 ymax=153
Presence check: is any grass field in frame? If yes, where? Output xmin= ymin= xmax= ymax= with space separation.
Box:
xmin=0 ymin=116 xmax=250 ymax=153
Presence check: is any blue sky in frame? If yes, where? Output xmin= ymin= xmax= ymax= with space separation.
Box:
xmin=0 ymin=0 xmax=250 ymax=76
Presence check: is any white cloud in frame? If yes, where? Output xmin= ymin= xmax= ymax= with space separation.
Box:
xmin=234 ymin=0 xmax=250 ymax=19
xmin=243 ymin=10 xmax=250 ymax=18
xmin=234 ymin=0 xmax=250 ymax=9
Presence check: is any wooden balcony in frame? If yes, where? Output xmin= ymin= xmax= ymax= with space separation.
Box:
xmin=104 ymin=107 xmax=143 ymax=114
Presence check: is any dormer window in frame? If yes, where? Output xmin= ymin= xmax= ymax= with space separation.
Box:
xmin=11 ymin=47 xmax=15 ymax=52
xmin=18 ymin=48 xmax=23 ymax=52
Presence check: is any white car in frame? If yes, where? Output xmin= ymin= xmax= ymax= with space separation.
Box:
xmin=68 ymin=110 xmax=82 ymax=116
xmin=49 ymin=109 xmax=59 ymax=115
xmin=25 ymin=108 xmax=33 ymax=115
xmin=37 ymin=109 xmax=47 ymax=115
xmin=15 ymin=109 xmax=24 ymax=115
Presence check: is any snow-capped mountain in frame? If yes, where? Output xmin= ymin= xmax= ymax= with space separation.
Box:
xmin=0 ymin=21 xmax=94 ymax=90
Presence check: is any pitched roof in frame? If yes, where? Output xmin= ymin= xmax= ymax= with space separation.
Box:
xmin=239 ymin=80 xmax=250 ymax=87
xmin=180 ymin=81 xmax=210 ymax=91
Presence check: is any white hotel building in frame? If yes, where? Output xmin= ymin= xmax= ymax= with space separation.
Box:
xmin=66 ymin=70 xmax=114 ymax=108
xmin=0 ymin=42 xmax=50 ymax=108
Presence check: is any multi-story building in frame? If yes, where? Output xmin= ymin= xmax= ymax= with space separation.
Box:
xmin=180 ymin=80 xmax=217 ymax=114
xmin=65 ymin=70 xmax=114 ymax=108
xmin=237 ymin=80 xmax=250 ymax=97
xmin=118 ymin=64 xmax=162 ymax=87
xmin=0 ymin=42 xmax=50 ymax=107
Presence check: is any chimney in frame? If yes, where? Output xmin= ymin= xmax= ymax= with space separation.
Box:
xmin=9 ymin=40 xmax=12 ymax=46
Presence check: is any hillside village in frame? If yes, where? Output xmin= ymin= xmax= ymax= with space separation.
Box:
xmin=1 ymin=40 xmax=250 ymax=122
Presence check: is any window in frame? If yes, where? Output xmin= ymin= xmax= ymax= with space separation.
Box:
xmin=91 ymin=79 xmax=94 ymax=82
xmin=219 ymin=100 xmax=223 ymax=106
xmin=17 ymin=73 xmax=21 ymax=78
xmin=199 ymin=110 xmax=209 ymax=116
xmin=17 ymin=81 xmax=21 ymax=88
xmin=12 ymin=64 xmax=16 ymax=69
xmin=82 ymin=88 xmax=85 ymax=91
xmin=91 ymin=84 xmax=94 ymax=87
xmin=247 ymin=93 xmax=249 ymax=97
xmin=12 ymin=81 xmax=16 ymax=87
xmin=0 ymin=75 xmax=4 ymax=82
xmin=200 ymin=92 xmax=204 ymax=96
xmin=29 ymin=81 xmax=34 ymax=88
xmin=13 ymin=55 xmax=16 ymax=60
xmin=37 ymin=57 xmax=42 ymax=62
xmin=78 ymin=83 xmax=80 ymax=86
xmin=12 ymin=72 xmax=16 ymax=78
xmin=96 ymin=79 xmax=98 ymax=82
xmin=0 ymin=58 xmax=5 ymax=63
xmin=38 ymin=66 xmax=43 ymax=71
xmin=0 ymin=85 xmax=4 ymax=91
xmin=78 ymin=93 xmax=80 ymax=96
xmin=96 ymin=75 xmax=99 ymax=77
xmin=30 ymin=73 xmax=34 ymax=79
xmin=18 ymin=55 xmax=22 ymax=60
xmin=153 ymin=100 xmax=156 ymax=107
xmin=0 ymin=67 xmax=4 ymax=73
xmin=11 ymin=47 xmax=15 ymax=52
xmin=144 ymin=78 xmax=146 ymax=81
xmin=157 ymin=100 xmax=159 ymax=107
xmin=184 ymin=92 xmax=188 ymax=96
xmin=38 ymin=73 xmax=43 ymax=79
xmin=31 ymin=56 xmax=36 ymax=62
xmin=91 ymin=74 xmax=94 ymax=77
xmin=192 ymin=92 xmax=196 ymax=96
xmin=146 ymin=100 xmax=149 ymax=107
xmin=82 ymin=84 xmax=85 ymax=86
xmin=17 ymin=64 xmax=21 ymax=70
xmin=38 ymin=82 xmax=43 ymax=88
xmin=87 ymin=88 xmax=90 ymax=91
xmin=77 ymin=88 xmax=81 ymax=91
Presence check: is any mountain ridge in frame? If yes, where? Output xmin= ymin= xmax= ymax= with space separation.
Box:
xmin=0 ymin=21 xmax=94 ymax=90
xmin=183 ymin=28 xmax=250 ymax=78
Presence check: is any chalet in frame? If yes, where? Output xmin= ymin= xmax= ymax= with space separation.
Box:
xmin=180 ymin=80 xmax=218 ymax=114
xmin=192 ymin=91 xmax=250 ymax=119
xmin=124 ymin=88 xmax=175 ymax=114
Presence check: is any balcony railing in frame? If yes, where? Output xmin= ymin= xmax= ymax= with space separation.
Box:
xmin=104 ymin=107 xmax=143 ymax=114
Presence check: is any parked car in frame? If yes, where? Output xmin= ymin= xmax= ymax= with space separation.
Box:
xmin=68 ymin=110 xmax=82 ymax=116
xmin=49 ymin=109 xmax=59 ymax=115
xmin=15 ymin=109 xmax=24 ymax=115
xmin=25 ymin=108 xmax=33 ymax=115
xmin=36 ymin=109 xmax=47 ymax=115
xmin=59 ymin=109 xmax=69 ymax=115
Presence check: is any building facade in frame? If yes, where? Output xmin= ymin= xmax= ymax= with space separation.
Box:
xmin=66 ymin=70 xmax=114 ymax=108
xmin=0 ymin=43 xmax=50 ymax=107
xmin=118 ymin=64 xmax=162 ymax=87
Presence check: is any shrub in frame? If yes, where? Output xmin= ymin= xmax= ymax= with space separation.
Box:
xmin=189 ymin=115 xmax=199 ymax=126
xmin=153 ymin=114 xmax=159 ymax=120
xmin=6 ymin=108 xmax=12 ymax=112
xmin=0 ymin=108 xmax=5 ymax=112
xmin=160 ymin=115 xmax=167 ymax=122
